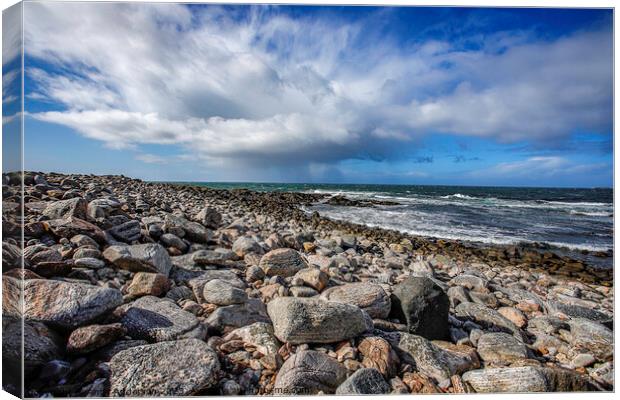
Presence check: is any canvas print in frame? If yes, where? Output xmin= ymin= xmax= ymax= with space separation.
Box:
xmin=1 ymin=1 xmax=614 ymax=398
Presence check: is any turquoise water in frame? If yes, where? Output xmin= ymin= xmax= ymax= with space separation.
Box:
xmin=174 ymin=182 xmax=613 ymax=266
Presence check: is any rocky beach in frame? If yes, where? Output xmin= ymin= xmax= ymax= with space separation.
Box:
xmin=2 ymin=172 xmax=614 ymax=397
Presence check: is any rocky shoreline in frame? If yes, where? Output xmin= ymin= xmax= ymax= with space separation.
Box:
xmin=2 ymin=172 xmax=614 ymax=396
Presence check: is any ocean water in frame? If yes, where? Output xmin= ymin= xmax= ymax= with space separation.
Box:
xmin=186 ymin=182 xmax=613 ymax=267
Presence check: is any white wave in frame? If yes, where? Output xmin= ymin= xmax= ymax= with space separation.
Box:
xmin=569 ymin=210 xmax=612 ymax=217
xmin=440 ymin=193 xmax=477 ymax=200
xmin=543 ymin=241 xmax=611 ymax=253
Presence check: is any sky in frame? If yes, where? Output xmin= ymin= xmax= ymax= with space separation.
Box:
xmin=2 ymin=2 xmax=614 ymax=187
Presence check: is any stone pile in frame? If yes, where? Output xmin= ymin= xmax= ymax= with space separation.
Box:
xmin=1 ymin=171 xmax=613 ymax=397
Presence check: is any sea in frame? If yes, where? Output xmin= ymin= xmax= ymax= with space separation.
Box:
xmin=184 ymin=182 xmax=614 ymax=268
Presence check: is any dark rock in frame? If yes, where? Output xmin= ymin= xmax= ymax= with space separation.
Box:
xmin=108 ymin=220 xmax=142 ymax=242
xmin=391 ymin=277 xmax=450 ymax=340
xmin=336 ymin=368 xmax=391 ymax=394
xmin=119 ymin=296 xmax=205 ymax=342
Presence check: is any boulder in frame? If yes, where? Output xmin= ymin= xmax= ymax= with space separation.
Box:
xmin=358 ymin=336 xmax=400 ymax=378
xmin=476 ymin=333 xmax=528 ymax=364
xmin=547 ymin=301 xmax=612 ymax=324
xmin=20 ymin=278 xmax=122 ymax=329
xmin=160 ymin=233 xmax=188 ymax=252
xmin=293 ymin=268 xmax=329 ymax=291
xmin=462 ymin=367 xmax=549 ymax=393
xmin=336 ymin=368 xmax=391 ymax=394
xmin=195 ymin=206 xmax=222 ymax=229
xmin=274 ymin=350 xmax=347 ymax=394
xmin=206 ymin=298 xmax=270 ymax=333
xmin=3 ymin=318 xmax=63 ymax=374
xmin=391 ymin=277 xmax=450 ymax=340
xmin=321 ymin=282 xmax=391 ymax=319
xmin=397 ymin=333 xmax=479 ymax=382
xmin=109 ymin=339 xmax=220 ymax=396
xmin=450 ymin=274 xmax=488 ymax=291
xmin=103 ymin=243 xmax=172 ymax=276
xmin=163 ymin=214 xmax=212 ymax=243
xmin=497 ymin=307 xmax=527 ymax=328
xmin=267 ymin=297 xmax=371 ymax=344
xmin=455 ymin=302 xmax=522 ymax=338
xmin=45 ymin=217 xmax=106 ymax=243
xmin=259 ymin=248 xmax=308 ymax=277
xmin=87 ymin=198 xmax=120 ymax=219
xmin=42 ymin=198 xmax=87 ymax=220
xmin=127 ymin=272 xmax=170 ymax=297
xmin=108 ymin=220 xmax=142 ymax=243
xmin=462 ymin=366 xmax=597 ymax=393
xmin=232 ymin=237 xmax=262 ymax=257
xmin=223 ymin=322 xmax=282 ymax=369
xmin=67 ymin=323 xmax=126 ymax=354
xmin=120 ymin=296 xmax=205 ymax=342
xmin=566 ymin=318 xmax=613 ymax=361
xmin=203 ymin=279 xmax=248 ymax=305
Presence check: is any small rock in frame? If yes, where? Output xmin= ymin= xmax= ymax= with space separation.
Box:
xmin=195 ymin=206 xmax=222 ymax=229
xmin=259 ymin=248 xmax=308 ymax=277
xmin=108 ymin=220 xmax=142 ymax=243
xmin=232 ymin=237 xmax=262 ymax=257
xmin=497 ymin=306 xmax=528 ymax=328
xmin=127 ymin=272 xmax=170 ymax=297
xmin=571 ymin=353 xmax=596 ymax=368
xmin=292 ymin=268 xmax=329 ymax=291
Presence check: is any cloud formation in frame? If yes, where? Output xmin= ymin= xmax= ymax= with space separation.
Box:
xmin=24 ymin=3 xmax=612 ymax=173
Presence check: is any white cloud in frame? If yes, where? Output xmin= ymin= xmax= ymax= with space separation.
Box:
xmin=135 ymin=153 xmax=168 ymax=164
xmin=470 ymin=156 xmax=609 ymax=179
xmin=23 ymin=3 xmax=612 ymax=171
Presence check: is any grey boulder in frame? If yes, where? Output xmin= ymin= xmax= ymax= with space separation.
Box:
xmin=267 ymin=297 xmax=371 ymax=344
xmin=109 ymin=339 xmax=220 ymax=396
xmin=259 ymin=248 xmax=308 ymax=277
xmin=321 ymin=282 xmax=391 ymax=319
xmin=120 ymin=296 xmax=205 ymax=342
xmin=274 ymin=350 xmax=347 ymax=394
xmin=21 ymin=278 xmax=122 ymax=329
xmin=103 ymin=243 xmax=172 ymax=276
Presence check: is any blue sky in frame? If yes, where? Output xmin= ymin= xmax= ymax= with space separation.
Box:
xmin=3 ymin=3 xmax=613 ymax=187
